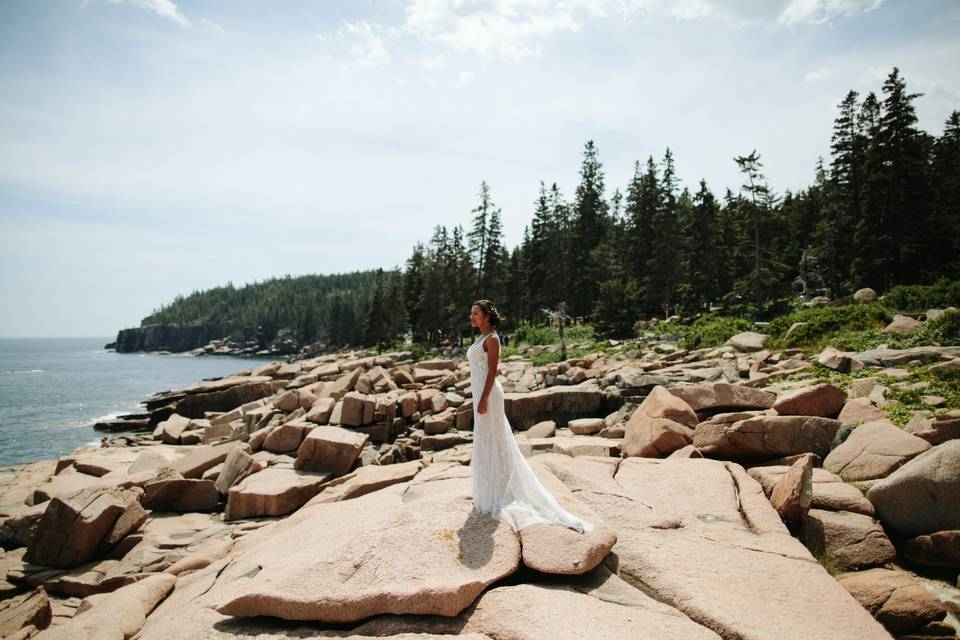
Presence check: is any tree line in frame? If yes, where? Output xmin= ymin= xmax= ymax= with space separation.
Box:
xmin=144 ymin=67 xmax=959 ymax=350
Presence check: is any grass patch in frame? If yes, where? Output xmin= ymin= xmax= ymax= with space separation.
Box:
xmin=513 ymin=322 xmax=596 ymax=346
xmin=765 ymin=303 xmax=894 ymax=351
xmin=880 ymin=368 xmax=960 ymax=426
xmin=646 ymin=314 xmax=752 ymax=349
xmin=814 ymin=550 xmax=842 ymax=577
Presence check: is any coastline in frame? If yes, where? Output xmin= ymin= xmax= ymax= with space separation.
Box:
xmin=0 ymin=335 xmax=958 ymax=639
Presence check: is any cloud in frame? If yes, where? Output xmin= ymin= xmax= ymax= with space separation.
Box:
xmin=338 ymin=20 xmax=391 ymax=68
xmin=105 ymin=0 xmax=190 ymax=26
xmin=454 ymin=70 xmax=476 ymax=88
xmin=199 ymin=17 xmax=225 ymax=35
xmin=804 ymin=67 xmax=833 ymax=82
xmin=402 ymin=0 xmax=582 ymax=59
xmin=777 ymin=0 xmax=883 ymax=26
xmin=399 ymin=1 xmax=762 ymax=59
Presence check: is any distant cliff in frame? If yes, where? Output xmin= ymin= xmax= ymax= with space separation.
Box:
xmin=107 ymin=324 xmax=223 ymax=353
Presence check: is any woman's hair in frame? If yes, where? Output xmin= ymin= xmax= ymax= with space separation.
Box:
xmin=473 ymin=299 xmax=505 ymax=327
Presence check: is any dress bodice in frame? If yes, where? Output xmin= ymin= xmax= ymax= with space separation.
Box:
xmin=467 ymin=331 xmax=497 ymax=375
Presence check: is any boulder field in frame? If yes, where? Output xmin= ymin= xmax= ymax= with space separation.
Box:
xmin=1 ymin=336 xmax=959 ymax=639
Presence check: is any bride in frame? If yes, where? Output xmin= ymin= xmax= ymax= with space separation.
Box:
xmin=467 ymin=299 xmax=594 ymax=534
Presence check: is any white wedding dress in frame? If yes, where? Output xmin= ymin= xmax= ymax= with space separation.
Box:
xmin=468 ymin=331 xmax=594 ymax=534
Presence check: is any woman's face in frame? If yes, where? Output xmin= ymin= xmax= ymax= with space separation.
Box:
xmin=470 ymin=305 xmax=487 ymax=329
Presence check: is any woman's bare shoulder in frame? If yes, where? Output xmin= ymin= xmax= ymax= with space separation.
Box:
xmin=481 ymin=332 xmax=500 ymax=351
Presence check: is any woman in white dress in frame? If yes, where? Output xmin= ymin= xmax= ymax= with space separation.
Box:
xmin=467 ymin=299 xmax=594 ymax=534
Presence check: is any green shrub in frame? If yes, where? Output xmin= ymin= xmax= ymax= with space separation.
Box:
xmin=513 ymin=322 xmax=595 ymax=346
xmin=647 ymin=314 xmax=752 ymax=349
xmin=917 ymin=309 xmax=960 ymax=346
xmin=766 ymin=303 xmax=894 ymax=349
xmin=882 ymin=278 xmax=960 ymax=312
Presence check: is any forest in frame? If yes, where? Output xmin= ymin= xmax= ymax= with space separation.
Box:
xmin=143 ymin=67 xmax=959 ymax=352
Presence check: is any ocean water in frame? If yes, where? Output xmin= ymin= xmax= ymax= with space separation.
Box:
xmin=0 ymin=337 xmax=277 ymax=468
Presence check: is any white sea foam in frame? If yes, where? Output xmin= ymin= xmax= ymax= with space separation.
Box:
xmin=2 ymin=369 xmax=44 ymax=374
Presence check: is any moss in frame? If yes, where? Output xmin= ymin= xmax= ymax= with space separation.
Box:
xmin=814 ymin=550 xmax=842 ymax=577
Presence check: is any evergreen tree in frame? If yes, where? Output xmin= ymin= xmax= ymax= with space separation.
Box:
xmin=932 ymin=111 xmax=960 ymax=276
xmin=570 ymin=140 xmax=609 ymax=318
xmin=646 ymin=148 xmax=682 ymax=316
xmin=855 ymin=68 xmax=928 ymax=290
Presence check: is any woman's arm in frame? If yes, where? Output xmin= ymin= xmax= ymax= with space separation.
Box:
xmin=477 ymin=334 xmax=500 ymax=414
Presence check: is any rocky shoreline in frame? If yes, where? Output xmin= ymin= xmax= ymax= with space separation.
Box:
xmin=2 ymin=328 xmax=960 ymax=639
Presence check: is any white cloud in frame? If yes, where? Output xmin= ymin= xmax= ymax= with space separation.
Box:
xmin=399 ymin=1 xmax=761 ymax=59
xmin=105 ymin=0 xmax=190 ymax=26
xmin=402 ymin=0 xmax=582 ymax=59
xmin=804 ymin=67 xmax=833 ymax=82
xmin=454 ymin=70 xmax=476 ymax=88
xmin=777 ymin=0 xmax=883 ymax=26
xmin=199 ymin=17 xmax=225 ymax=35
xmin=338 ymin=20 xmax=391 ymax=68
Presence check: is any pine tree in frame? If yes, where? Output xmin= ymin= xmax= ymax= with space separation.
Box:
xmin=678 ymin=179 xmax=721 ymax=312
xmin=403 ymin=243 xmax=426 ymax=342
xmin=932 ymin=111 xmax=960 ymax=276
xmin=646 ymin=148 xmax=682 ymax=316
xmin=570 ymin=140 xmax=609 ymax=318
xmin=364 ymin=268 xmax=388 ymax=353
xmin=855 ymin=68 xmax=928 ymax=290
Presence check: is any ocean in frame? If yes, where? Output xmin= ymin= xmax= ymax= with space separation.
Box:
xmin=0 ymin=337 xmax=277 ymax=468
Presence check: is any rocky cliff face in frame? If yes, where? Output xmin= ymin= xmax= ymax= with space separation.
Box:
xmin=107 ymin=325 xmax=301 ymax=356
xmin=108 ymin=324 xmax=222 ymax=353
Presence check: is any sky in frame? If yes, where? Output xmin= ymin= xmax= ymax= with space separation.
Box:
xmin=1 ymin=0 xmax=958 ymax=338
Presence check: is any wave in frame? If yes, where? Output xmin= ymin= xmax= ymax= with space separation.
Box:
xmin=1 ymin=369 xmax=44 ymax=374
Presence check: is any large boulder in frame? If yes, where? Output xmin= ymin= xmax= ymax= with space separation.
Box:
xmin=294 ymin=426 xmax=368 ymax=475
xmin=881 ymin=315 xmax=923 ymax=334
xmin=213 ymin=447 xmax=262 ymax=494
xmin=694 ymin=415 xmax=841 ymax=461
xmin=142 ymin=478 xmax=220 ymax=512
xmin=225 ymin=467 xmax=334 ymax=520
xmin=206 ymin=484 xmax=521 ymax=622
xmin=560 ymin=455 xmax=892 ymax=640
xmin=25 ymin=486 xmax=148 ymax=568
xmin=172 ymin=441 xmax=252 ymax=479
xmin=801 ymin=509 xmax=896 ymax=571
xmin=768 ymin=455 xmax=813 ymax=530
xmin=305 ymin=460 xmax=424 ymax=505
xmin=503 ymin=384 xmax=607 ymax=428
xmin=902 ymin=530 xmax=960 ymax=569
xmin=836 ymin=398 xmax=886 ymax=425
xmin=0 ymin=587 xmax=51 ymax=637
xmin=622 ymin=416 xmax=694 ymax=458
xmin=668 ymin=382 xmax=776 ymax=414
xmin=519 ymin=459 xmax=617 ymax=575
xmin=867 ymin=441 xmax=960 ymax=536
xmin=727 ymin=331 xmax=767 ymax=352
xmin=357 ymin=578 xmax=724 ymax=640
xmin=838 ymin=568 xmax=947 ymax=637
xmin=634 ymin=385 xmax=698 ymax=427
xmin=34 ymin=573 xmax=176 ymax=640
xmin=152 ymin=414 xmax=191 ymax=444
xmin=905 ymin=410 xmax=960 ymax=446
xmin=823 ymin=419 xmax=932 ymax=481
xmin=175 ymin=378 xmax=285 ymax=418
xmin=748 ymin=464 xmax=874 ymax=516
xmin=773 ymin=384 xmax=846 ymax=418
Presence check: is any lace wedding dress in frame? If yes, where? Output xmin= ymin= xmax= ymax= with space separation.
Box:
xmin=468 ymin=331 xmax=594 ymax=534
